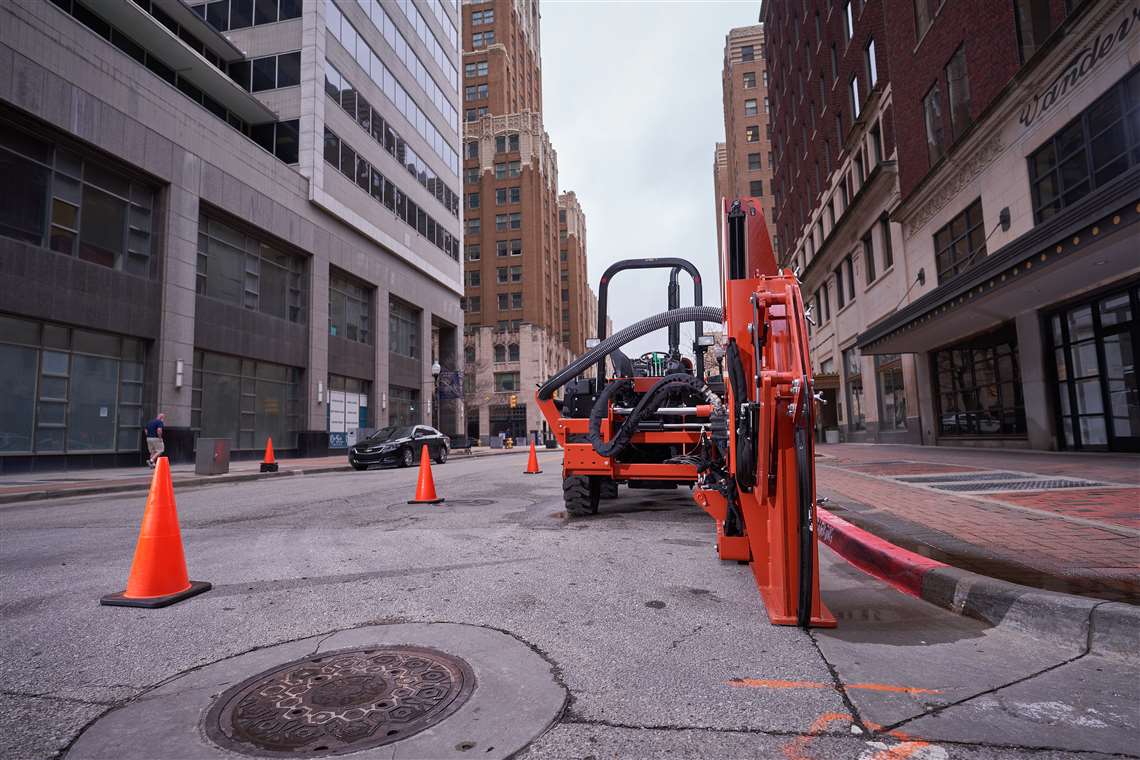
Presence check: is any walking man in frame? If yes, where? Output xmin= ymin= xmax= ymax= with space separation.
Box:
xmin=145 ymin=412 xmax=166 ymax=468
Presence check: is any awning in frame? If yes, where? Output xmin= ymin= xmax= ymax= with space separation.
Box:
xmin=857 ymin=170 xmax=1140 ymax=355
xmin=89 ymin=0 xmax=276 ymax=125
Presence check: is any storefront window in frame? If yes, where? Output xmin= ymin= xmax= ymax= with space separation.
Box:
xmin=843 ymin=348 xmax=865 ymax=432
xmin=196 ymin=215 xmax=306 ymax=322
xmin=0 ymin=120 xmax=156 ymax=277
xmin=191 ymin=350 xmax=302 ymax=449
xmin=0 ymin=315 xmax=145 ymax=454
xmin=934 ymin=326 xmax=1026 ymax=436
xmin=327 ymin=375 xmax=370 ymax=448
xmin=876 ymin=354 xmax=906 ymax=431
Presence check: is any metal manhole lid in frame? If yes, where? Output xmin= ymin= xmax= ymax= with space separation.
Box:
xmin=204 ymin=645 xmax=475 ymax=757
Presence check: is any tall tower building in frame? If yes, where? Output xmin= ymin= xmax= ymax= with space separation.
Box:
xmin=558 ymin=191 xmax=591 ymax=356
xmin=0 ymin=0 xmax=463 ymax=471
xmin=716 ymin=25 xmax=778 ymax=257
xmin=459 ymin=0 xmax=593 ymax=444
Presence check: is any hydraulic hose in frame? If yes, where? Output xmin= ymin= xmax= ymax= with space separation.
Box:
xmin=537 ymin=305 xmax=723 ymax=401
xmin=588 ymin=373 xmax=712 ymax=458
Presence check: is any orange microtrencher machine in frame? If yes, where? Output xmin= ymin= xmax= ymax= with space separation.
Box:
xmin=536 ymin=198 xmax=835 ymax=628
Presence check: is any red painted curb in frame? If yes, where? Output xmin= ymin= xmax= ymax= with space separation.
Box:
xmin=817 ymin=508 xmax=948 ymax=598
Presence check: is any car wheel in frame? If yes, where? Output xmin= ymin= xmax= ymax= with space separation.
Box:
xmin=400 ymin=447 xmax=415 ymax=468
xmin=350 ymin=460 xmax=368 ymax=471
xmin=434 ymin=446 xmax=448 ymax=465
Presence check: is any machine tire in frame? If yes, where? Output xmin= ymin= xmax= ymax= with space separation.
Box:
xmin=564 ymin=475 xmax=599 ymax=516
xmin=399 ymin=447 xmax=415 ymax=468
xmin=599 ymin=479 xmax=619 ymax=499
xmin=434 ymin=446 xmax=448 ymax=465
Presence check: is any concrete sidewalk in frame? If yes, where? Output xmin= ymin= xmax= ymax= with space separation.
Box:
xmin=815 ymin=443 xmax=1140 ymax=604
xmin=0 ymin=445 xmax=542 ymax=504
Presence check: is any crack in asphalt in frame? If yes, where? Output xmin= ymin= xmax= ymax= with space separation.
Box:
xmin=876 ymin=600 xmax=1109 ymax=736
xmin=807 ymin=628 xmax=869 ymax=733
xmin=0 ymin=689 xmax=119 ymax=707
xmin=557 ymin=715 xmax=851 ymax=738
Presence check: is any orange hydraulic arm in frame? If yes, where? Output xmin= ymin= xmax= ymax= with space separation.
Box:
xmin=692 ymin=198 xmax=834 ymax=628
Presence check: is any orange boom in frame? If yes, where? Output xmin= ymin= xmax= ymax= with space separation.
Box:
xmin=536 ymin=198 xmax=834 ymax=628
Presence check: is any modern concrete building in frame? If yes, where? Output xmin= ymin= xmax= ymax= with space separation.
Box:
xmin=459 ymin=0 xmax=594 ymax=443
xmin=0 ymin=0 xmax=463 ymax=472
xmin=717 ymin=24 xmax=778 ymax=258
xmin=766 ymin=0 xmax=1139 ymax=452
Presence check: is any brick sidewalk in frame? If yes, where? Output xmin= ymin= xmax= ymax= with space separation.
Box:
xmin=815 ymin=444 xmax=1140 ymax=603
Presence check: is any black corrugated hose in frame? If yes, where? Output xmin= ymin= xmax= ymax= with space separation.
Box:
xmin=537 ymin=306 xmax=724 ymax=401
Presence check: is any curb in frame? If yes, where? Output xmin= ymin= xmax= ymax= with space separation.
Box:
xmin=0 ymin=446 xmax=555 ymax=506
xmin=817 ymin=508 xmax=1138 ymax=659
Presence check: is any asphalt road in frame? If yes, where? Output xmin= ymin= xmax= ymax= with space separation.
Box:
xmin=0 ymin=451 xmax=1135 ymax=759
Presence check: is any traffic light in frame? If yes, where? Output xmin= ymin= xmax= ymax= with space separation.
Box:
xmin=509 ymin=394 xmax=518 ymax=408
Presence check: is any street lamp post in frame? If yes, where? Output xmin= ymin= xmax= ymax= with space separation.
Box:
xmin=431 ymin=360 xmax=441 ymax=430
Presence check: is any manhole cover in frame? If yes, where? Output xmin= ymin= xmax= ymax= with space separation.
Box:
xmin=446 ymin=498 xmax=495 ymax=506
xmin=204 ymin=645 xmax=475 ymax=757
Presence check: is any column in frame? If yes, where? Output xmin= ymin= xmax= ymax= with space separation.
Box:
xmin=914 ymin=351 xmax=938 ymax=446
xmin=154 ymin=156 xmax=201 ymax=462
xmin=1015 ymin=310 xmax=1055 ymax=450
xmin=301 ymin=256 xmax=329 ymax=456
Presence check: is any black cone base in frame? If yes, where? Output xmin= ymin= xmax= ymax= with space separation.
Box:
xmin=101 ymin=580 xmax=212 ymax=608
xmin=408 ymin=497 xmax=445 ymax=504
xmin=260 ymin=463 xmax=279 ymax=472
xmin=524 ymin=470 xmax=542 ymax=474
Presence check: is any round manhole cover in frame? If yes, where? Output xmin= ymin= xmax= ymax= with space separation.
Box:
xmin=204 ymin=645 xmax=475 ymax=757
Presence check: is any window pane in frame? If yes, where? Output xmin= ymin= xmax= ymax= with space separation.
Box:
xmin=0 ymin=344 xmax=37 ymax=452
xmin=277 ymin=51 xmax=301 ymax=87
xmin=67 ymin=354 xmax=118 ymax=450
xmin=78 ymin=186 xmax=125 ymax=268
xmin=252 ymin=56 xmax=276 ymax=91
xmin=254 ymin=0 xmax=277 ymax=24
xmin=0 ymin=151 xmax=49 ymax=244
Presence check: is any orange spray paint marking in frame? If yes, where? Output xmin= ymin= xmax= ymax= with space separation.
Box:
xmin=780 ymin=712 xmax=851 ymax=760
xmin=729 ymin=679 xmax=941 ymax=696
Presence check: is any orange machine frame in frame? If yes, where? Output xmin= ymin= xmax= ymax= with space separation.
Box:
xmin=537 ymin=197 xmax=834 ymax=628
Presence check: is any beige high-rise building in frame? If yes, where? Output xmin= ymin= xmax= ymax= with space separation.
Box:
xmin=715 ymin=25 xmax=777 ymax=258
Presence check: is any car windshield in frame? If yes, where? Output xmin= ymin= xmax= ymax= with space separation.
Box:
xmin=367 ymin=426 xmax=414 ymax=442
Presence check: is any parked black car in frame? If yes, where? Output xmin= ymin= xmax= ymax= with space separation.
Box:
xmin=349 ymin=425 xmax=450 ymax=470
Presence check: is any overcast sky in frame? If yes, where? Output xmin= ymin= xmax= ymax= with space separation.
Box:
xmin=540 ymin=1 xmax=762 ymax=358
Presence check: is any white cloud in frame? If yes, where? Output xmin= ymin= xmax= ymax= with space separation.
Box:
xmin=541 ymin=1 xmax=760 ymax=357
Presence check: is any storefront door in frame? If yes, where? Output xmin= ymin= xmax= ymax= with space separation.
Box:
xmin=1050 ymin=283 xmax=1139 ymax=451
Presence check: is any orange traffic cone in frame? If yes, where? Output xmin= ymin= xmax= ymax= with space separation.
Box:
xmin=408 ymin=444 xmax=444 ymax=504
xmin=524 ymin=438 xmax=542 ymax=474
xmin=101 ymin=458 xmax=211 ymax=608
xmin=260 ymin=436 xmax=278 ymax=472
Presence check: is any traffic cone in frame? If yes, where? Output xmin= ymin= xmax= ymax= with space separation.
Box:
xmin=101 ymin=458 xmax=211 ymax=608
xmin=408 ymin=444 xmax=444 ymax=504
xmin=260 ymin=436 xmax=278 ymax=473
xmin=524 ymin=438 xmax=542 ymax=474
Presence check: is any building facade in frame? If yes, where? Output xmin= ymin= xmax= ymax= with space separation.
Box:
xmin=558 ymin=191 xmax=593 ymax=356
xmin=459 ymin=0 xmax=594 ymax=443
xmin=766 ymin=0 xmax=1139 ymax=452
xmin=717 ymin=24 xmax=778 ymax=258
xmin=0 ymin=0 xmax=463 ymax=471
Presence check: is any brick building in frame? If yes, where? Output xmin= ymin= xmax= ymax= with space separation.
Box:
xmin=766 ymin=0 xmax=1139 ymax=452
xmin=716 ymin=25 xmax=778 ymax=258
xmin=0 ymin=0 xmax=463 ymax=471
xmin=459 ymin=0 xmax=595 ymax=443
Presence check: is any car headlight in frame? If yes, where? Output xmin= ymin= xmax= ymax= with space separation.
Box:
xmin=378 ymin=444 xmax=397 ymax=453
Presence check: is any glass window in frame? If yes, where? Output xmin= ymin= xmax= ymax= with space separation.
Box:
xmin=389 ymin=385 xmax=419 ymax=426
xmin=934 ymin=326 xmax=1025 ymax=437
xmin=933 ymin=198 xmax=985 ymax=282
xmin=389 ymin=298 xmax=420 ymax=358
xmin=277 ymin=51 xmax=301 ymax=88
xmin=0 ymin=344 xmax=37 ymax=452
xmin=946 ymin=45 xmax=971 ymax=140
xmin=914 ymin=0 xmax=938 ymax=40
xmin=67 ymin=355 xmax=118 ymax=450
xmin=844 ymin=348 xmax=865 ymax=432
xmin=195 ymin=350 xmax=301 ymax=449
xmin=251 ymin=55 xmax=277 ymax=91
xmin=1028 ymin=68 xmax=1139 ymax=223
xmin=494 ymin=372 xmax=520 ymax=392
xmin=923 ymin=83 xmax=945 ymax=165
xmin=876 ymin=355 xmax=907 ymax=431
xmin=1013 ymin=0 xmax=1056 ymax=63
xmin=197 ymin=215 xmax=306 ymax=322
xmin=865 ymin=38 xmax=877 ymax=88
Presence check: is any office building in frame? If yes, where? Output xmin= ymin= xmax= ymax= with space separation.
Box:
xmin=0 ymin=0 xmax=463 ymax=471
xmin=765 ymin=0 xmax=1139 ymax=451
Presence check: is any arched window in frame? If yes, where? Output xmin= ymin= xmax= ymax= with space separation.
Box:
xmin=508 ymin=343 xmax=520 ymax=361
xmin=494 ymin=344 xmax=507 ymax=362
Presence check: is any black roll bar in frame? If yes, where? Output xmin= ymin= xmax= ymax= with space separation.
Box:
xmin=595 ymin=257 xmax=704 ymax=381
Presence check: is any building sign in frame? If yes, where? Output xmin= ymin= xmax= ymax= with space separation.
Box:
xmin=1019 ymin=4 xmax=1139 ymax=129
xmin=327 ymin=389 xmax=368 ymax=448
